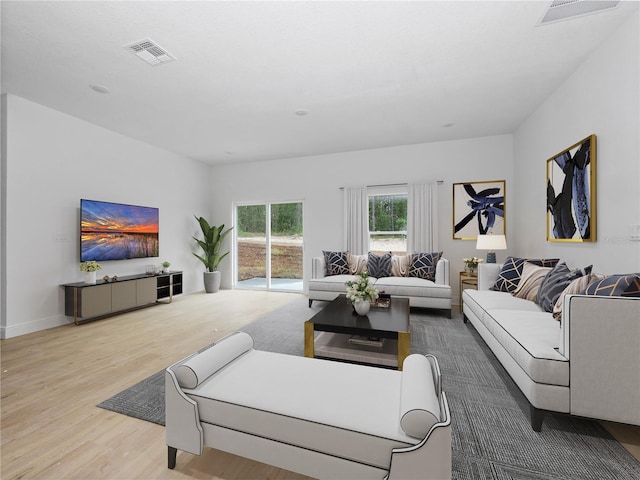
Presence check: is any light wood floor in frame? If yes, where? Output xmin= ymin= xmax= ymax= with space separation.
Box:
xmin=2 ymin=290 xmax=639 ymax=479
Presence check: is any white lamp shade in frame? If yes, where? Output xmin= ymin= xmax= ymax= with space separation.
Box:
xmin=476 ymin=234 xmax=507 ymax=251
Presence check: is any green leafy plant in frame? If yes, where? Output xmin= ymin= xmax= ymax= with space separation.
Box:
xmin=193 ymin=216 xmax=233 ymax=272
xmin=79 ymin=261 xmax=102 ymax=272
xmin=162 ymin=261 xmax=171 ymax=269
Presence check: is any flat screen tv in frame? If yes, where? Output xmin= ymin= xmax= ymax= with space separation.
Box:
xmin=81 ymin=199 xmax=159 ymax=262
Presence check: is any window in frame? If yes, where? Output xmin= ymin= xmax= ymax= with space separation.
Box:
xmin=368 ymin=188 xmax=407 ymax=254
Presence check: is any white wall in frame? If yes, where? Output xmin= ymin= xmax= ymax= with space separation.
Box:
xmin=210 ymin=134 xmax=515 ymax=304
xmin=513 ymin=14 xmax=640 ymax=273
xmin=1 ymin=94 xmax=211 ymax=338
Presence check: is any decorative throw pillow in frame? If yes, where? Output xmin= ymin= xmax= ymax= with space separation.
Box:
xmin=408 ymin=252 xmax=442 ymax=281
xmin=348 ymin=254 xmax=368 ymax=275
xmin=584 ymin=274 xmax=640 ymax=297
xmin=535 ymin=262 xmax=593 ymax=313
xmin=491 ymin=256 xmax=560 ymax=293
xmin=512 ymin=262 xmax=552 ymax=301
xmin=552 ymin=273 xmax=605 ymax=320
xmin=367 ymin=252 xmax=392 ymax=278
xmin=323 ymin=251 xmax=350 ymax=276
xmin=391 ymin=254 xmax=411 ymax=277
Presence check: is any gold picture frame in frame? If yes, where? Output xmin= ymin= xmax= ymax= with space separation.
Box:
xmin=546 ymin=135 xmax=596 ymax=242
xmin=452 ymin=180 xmax=506 ymax=240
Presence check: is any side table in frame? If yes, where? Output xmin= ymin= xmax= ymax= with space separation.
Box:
xmin=459 ymin=271 xmax=478 ymax=312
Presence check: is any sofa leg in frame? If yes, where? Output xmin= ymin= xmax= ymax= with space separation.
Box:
xmin=168 ymin=446 xmax=177 ymax=469
xmin=308 ymin=299 xmax=313 ymax=307
xmin=530 ymin=405 xmax=545 ymax=432
xmin=447 ymin=309 xmax=452 ymax=319
xmin=463 ymin=314 xmax=468 ymax=324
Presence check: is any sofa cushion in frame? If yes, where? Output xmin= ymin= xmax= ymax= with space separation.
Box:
xmin=512 ymin=263 xmax=552 ymax=301
xmin=309 ymin=274 xmax=359 ymax=293
xmin=323 ymin=251 xmax=350 ymax=276
xmin=536 ymin=262 xmax=592 ymax=312
xmin=491 ymin=256 xmax=560 ymax=293
xmin=485 ymin=309 xmax=569 ymax=386
xmin=408 ymin=252 xmax=442 ymax=281
xmin=391 ymin=254 xmax=411 ymax=277
xmin=552 ymin=273 xmax=605 ymax=320
xmin=368 ymin=252 xmax=392 ymax=278
xmin=463 ymin=289 xmax=543 ymax=332
xmin=349 ymin=253 xmax=368 ymax=275
xmin=375 ymin=276 xmax=451 ymax=299
xmin=176 ymin=332 xmax=254 ymax=388
xmin=584 ymin=274 xmax=640 ymax=297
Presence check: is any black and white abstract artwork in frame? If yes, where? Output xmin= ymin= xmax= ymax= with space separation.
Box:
xmin=453 ymin=180 xmax=505 ymax=240
xmin=546 ymin=135 xmax=596 ymax=242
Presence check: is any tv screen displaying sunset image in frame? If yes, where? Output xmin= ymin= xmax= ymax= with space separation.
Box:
xmin=81 ymin=199 xmax=159 ymax=262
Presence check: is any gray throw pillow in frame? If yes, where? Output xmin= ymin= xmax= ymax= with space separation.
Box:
xmin=535 ymin=262 xmax=592 ymax=312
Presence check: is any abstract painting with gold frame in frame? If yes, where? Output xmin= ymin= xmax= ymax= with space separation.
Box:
xmin=453 ymin=180 xmax=505 ymax=240
xmin=546 ymin=134 xmax=596 ymax=242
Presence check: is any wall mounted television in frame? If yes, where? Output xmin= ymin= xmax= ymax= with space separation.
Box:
xmin=80 ymin=199 xmax=159 ymax=262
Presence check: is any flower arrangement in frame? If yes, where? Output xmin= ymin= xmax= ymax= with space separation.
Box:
xmin=463 ymin=257 xmax=483 ymax=272
xmin=345 ymin=272 xmax=379 ymax=304
xmin=79 ymin=261 xmax=102 ymax=272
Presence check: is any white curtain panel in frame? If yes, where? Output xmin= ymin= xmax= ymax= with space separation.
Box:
xmin=407 ymin=182 xmax=439 ymax=253
xmin=343 ymin=186 xmax=369 ymax=254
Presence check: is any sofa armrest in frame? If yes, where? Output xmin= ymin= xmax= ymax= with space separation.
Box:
xmin=435 ymin=258 xmax=450 ymax=286
xmin=311 ymin=257 xmax=326 ymax=279
xmin=477 ymin=263 xmax=501 ymax=290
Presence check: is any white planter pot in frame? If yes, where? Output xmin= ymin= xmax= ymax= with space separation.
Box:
xmin=204 ymin=271 xmax=221 ymax=293
xmin=84 ymin=271 xmax=97 ymax=285
xmin=354 ymin=299 xmax=371 ymax=316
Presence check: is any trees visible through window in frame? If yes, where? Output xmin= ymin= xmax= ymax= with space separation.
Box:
xmin=368 ymin=193 xmax=407 ymax=254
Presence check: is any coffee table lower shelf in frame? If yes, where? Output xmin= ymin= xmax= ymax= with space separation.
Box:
xmin=313 ymin=332 xmax=400 ymax=369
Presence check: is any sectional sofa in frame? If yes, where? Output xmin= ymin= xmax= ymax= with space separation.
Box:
xmin=462 ymin=260 xmax=640 ymax=431
xmin=309 ymin=252 xmax=452 ymax=316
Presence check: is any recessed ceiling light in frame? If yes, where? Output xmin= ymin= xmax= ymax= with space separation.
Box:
xmin=295 ymin=109 xmax=309 ymax=116
xmin=89 ymin=84 xmax=110 ymax=94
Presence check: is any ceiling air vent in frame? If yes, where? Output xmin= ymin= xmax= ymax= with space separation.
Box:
xmin=539 ymin=0 xmax=620 ymax=25
xmin=124 ymin=38 xmax=176 ymax=66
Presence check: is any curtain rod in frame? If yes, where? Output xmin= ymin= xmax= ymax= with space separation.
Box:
xmin=339 ymin=180 xmax=444 ymax=190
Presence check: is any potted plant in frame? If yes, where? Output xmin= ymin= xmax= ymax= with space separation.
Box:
xmin=345 ymin=272 xmax=379 ymax=316
xmin=162 ymin=261 xmax=171 ymax=273
xmin=79 ymin=260 xmax=102 ymax=284
xmin=193 ymin=216 xmax=233 ymax=293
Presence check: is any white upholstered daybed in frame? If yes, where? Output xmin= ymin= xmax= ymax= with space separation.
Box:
xmin=166 ymin=332 xmax=451 ymax=479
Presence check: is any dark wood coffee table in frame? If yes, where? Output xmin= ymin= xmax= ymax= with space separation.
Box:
xmin=304 ymin=295 xmax=411 ymax=370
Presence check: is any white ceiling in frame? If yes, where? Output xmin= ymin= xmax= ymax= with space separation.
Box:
xmin=2 ymin=1 xmax=638 ymax=165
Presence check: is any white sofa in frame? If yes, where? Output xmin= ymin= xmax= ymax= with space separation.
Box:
xmin=166 ymin=332 xmax=452 ymax=479
xmin=462 ymin=263 xmax=640 ymax=431
xmin=309 ymin=256 xmax=452 ymax=317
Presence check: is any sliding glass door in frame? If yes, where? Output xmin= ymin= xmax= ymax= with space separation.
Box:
xmin=235 ymin=202 xmax=303 ymax=292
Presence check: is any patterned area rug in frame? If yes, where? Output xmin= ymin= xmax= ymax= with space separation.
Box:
xmin=98 ymin=297 xmax=640 ymax=479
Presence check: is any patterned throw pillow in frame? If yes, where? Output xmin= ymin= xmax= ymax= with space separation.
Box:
xmin=348 ymin=254 xmax=368 ymax=275
xmin=367 ymin=252 xmax=392 ymax=278
xmin=491 ymin=256 xmax=560 ymax=293
xmin=535 ymin=262 xmax=593 ymax=313
xmin=552 ymin=273 xmax=605 ymax=320
xmin=584 ymin=274 xmax=640 ymax=297
xmin=323 ymin=251 xmax=350 ymax=276
xmin=408 ymin=252 xmax=442 ymax=281
xmin=512 ymin=262 xmax=552 ymax=301
xmin=391 ymin=254 xmax=411 ymax=277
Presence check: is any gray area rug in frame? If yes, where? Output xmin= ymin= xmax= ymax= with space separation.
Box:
xmin=98 ymin=297 xmax=640 ymax=479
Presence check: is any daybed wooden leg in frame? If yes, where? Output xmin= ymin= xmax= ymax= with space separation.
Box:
xmin=168 ymin=446 xmax=177 ymax=469
xmin=308 ymin=299 xmax=313 ymax=307
xmin=530 ymin=405 xmax=545 ymax=432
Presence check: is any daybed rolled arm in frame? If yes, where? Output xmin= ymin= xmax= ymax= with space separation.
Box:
xmin=387 ymin=354 xmax=452 ymax=480
xmin=165 ymin=359 xmax=204 ymax=468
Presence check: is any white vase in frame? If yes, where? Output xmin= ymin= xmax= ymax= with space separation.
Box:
xmin=84 ymin=271 xmax=97 ymax=284
xmin=354 ymin=299 xmax=371 ymax=316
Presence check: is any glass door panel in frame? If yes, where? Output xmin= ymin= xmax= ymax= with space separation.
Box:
xmin=270 ymin=203 xmax=303 ymax=291
xmin=236 ymin=204 xmax=267 ymax=288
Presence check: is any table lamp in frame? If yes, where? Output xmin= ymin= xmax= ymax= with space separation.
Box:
xmin=476 ymin=234 xmax=507 ymax=263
